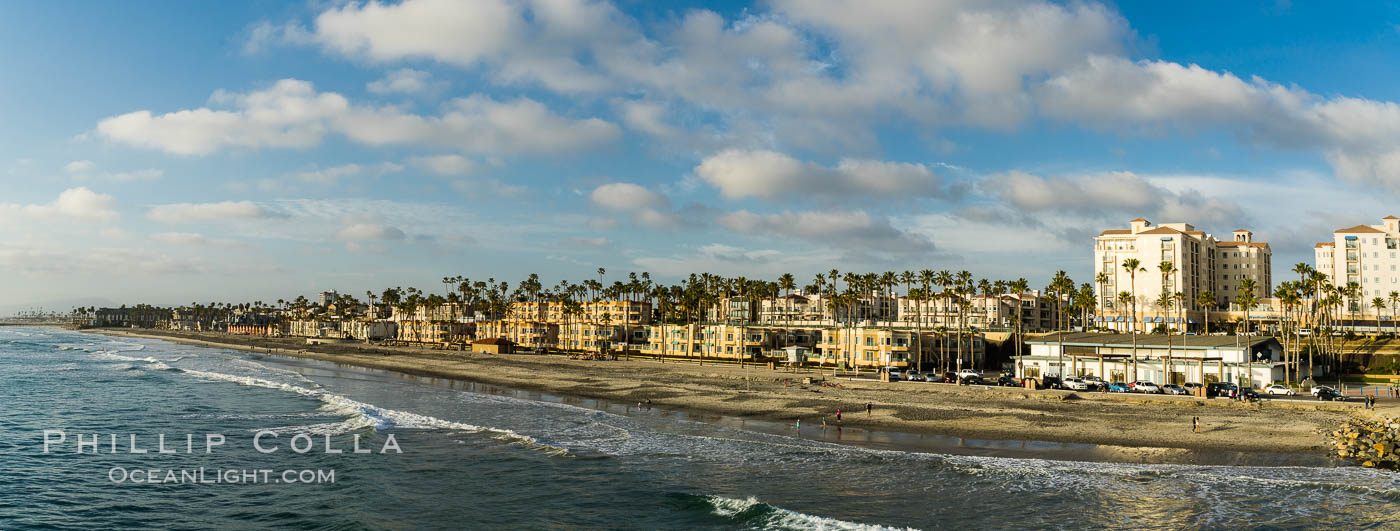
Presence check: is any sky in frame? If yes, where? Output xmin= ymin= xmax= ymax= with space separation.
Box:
xmin=5 ymin=0 xmax=1400 ymax=310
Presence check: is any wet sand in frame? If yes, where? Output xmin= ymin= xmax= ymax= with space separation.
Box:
xmin=88 ymin=328 xmax=1360 ymax=465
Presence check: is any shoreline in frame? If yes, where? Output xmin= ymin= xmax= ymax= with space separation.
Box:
xmin=83 ymin=328 xmax=1357 ymax=466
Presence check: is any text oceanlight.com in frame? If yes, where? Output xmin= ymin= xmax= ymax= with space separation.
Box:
xmin=109 ymin=467 xmax=335 ymax=484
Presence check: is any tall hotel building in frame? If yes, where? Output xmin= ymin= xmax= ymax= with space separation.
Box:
xmin=1094 ymin=218 xmax=1271 ymax=331
xmin=1313 ymin=216 xmax=1400 ymax=307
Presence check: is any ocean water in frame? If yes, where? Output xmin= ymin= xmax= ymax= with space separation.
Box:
xmin=2 ymin=327 xmax=1398 ymax=530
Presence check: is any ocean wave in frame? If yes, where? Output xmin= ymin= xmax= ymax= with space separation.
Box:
xmin=699 ymin=495 xmax=912 ymax=530
xmin=175 ymin=367 xmax=571 ymax=456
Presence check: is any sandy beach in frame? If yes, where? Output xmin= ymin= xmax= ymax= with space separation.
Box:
xmin=86 ymin=328 xmax=1365 ymax=464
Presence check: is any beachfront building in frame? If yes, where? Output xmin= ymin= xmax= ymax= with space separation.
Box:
xmin=895 ymin=292 xmax=1060 ymax=333
xmin=288 ymin=319 xmax=339 ymax=338
xmin=1016 ymin=332 xmax=1291 ymax=388
xmin=93 ymin=307 xmax=171 ymax=328
xmin=1094 ymin=218 xmax=1272 ymax=332
xmin=1314 ymin=216 xmax=1400 ymax=306
xmin=341 ymin=320 xmax=397 ymax=341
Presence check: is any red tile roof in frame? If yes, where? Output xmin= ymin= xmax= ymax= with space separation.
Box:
xmin=1137 ymin=227 xmax=1183 ymax=235
xmin=1337 ymin=224 xmax=1385 ymax=234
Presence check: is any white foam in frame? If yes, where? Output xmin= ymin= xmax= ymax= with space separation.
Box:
xmin=705 ymin=495 xmax=913 ymax=531
xmin=175 ymin=367 xmax=569 ymax=455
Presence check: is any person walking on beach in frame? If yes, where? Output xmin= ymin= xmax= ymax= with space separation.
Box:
xmin=836 ymin=409 xmax=842 ymax=423
xmin=1192 ymin=416 xmax=1199 ymax=433
xmin=866 ymin=403 xmax=872 ymax=416
xmin=822 ymin=417 xmax=828 ymax=429
xmin=795 ymin=418 xmax=801 ymax=431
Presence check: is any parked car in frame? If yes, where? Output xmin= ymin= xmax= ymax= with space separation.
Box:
xmin=1161 ymin=384 xmax=1188 ymax=395
xmin=1310 ymin=385 xmax=1335 ymax=397
xmin=1082 ymin=376 xmax=1107 ymax=391
xmin=996 ymin=375 xmax=1020 ymax=387
xmin=1108 ymin=382 xmax=1131 ymax=393
xmin=1239 ymin=388 xmax=1261 ymax=401
xmin=1317 ymin=388 xmax=1345 ymax=401
xmin=1183 ymin=382 xmax=1203 ymax=394
xmin=1063 ymin=377 xmax=1091 ymax=391
xmin=877 ymin=367 xmax=901 ymax=381
xmin=904 ymin=370 xmax=926 ymax=382
xmin=1264 ymin=384 xmax=1296 ymax=396
xmin=1207 ymin=382 xmax=1239 ymax=398
xmin=956 ymin=369 xmax=982 ymax=380
xmin=1129 ymin=381 xmax=1161 ymax=394
xmin=1040 ymin=376 xmax=1064 ymax=389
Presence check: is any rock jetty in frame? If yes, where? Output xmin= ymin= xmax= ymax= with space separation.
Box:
xmin=1330 ymin=416 xmax=1400 ymax=470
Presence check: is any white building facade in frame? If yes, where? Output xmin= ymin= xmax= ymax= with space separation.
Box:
xmin=1314 ymin=216 xmax=1400 ymax=307
xmin=1094 ymin=218 xmax=1271 ymax=331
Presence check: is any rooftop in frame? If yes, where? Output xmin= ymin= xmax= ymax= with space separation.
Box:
xmin=1026 ymin=331 xmax=1279 ymax=350
xmin=1137 ymin=227 xmax=1183 ymax=235
xmin=1337 ymin=224 xmax=1386 ymax=234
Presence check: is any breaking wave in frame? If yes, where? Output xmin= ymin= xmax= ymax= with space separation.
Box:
xmin=686 ymin=494 xmax=913 ymax=530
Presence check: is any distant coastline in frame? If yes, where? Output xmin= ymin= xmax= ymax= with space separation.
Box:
xmin=84 ymin=327 xmax=1358 ymax=466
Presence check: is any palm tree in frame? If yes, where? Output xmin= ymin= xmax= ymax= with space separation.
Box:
xmin=1010 ymin=278 xmax=1030 ymax=377
xmin=1118 ymin=290 xmax=1135 ymax=380
xmin=1049 ymin=270 xmax=1072 ymax=377
xmin=1293 ymin=262 xmax=1313 ymax=332
xmin=1122 ymin=258 xmax=1145 ymax=333
xmin=1196 ymin=290 xmax=1215 ymax=335
xmin=1156 ymin=290 xmax=1174 ymax=385
xmin=918 ymin=269 xmax=936 ymax=373
xmin=1094 ymin=272 xmax=1110 ymax=329
xmin=1373 ymin=297 xmax=1387 ymax=337
xmin=1390 ymin=291 xmax=1400 ymax=338
xmin=779 ymin=272 xmax=796 ymax=351
xmin=1237 ymin=278 xmax=1259 ymax=390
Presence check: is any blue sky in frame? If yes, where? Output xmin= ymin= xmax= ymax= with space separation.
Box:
xmin=4 ymin=0 xmax=1400 ymax=310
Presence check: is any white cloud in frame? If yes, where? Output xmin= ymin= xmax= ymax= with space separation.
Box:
xmin=446 ymin=178 xmax=526 ymax=197
xmin=1036 ymin=56 xmax=1400 ymax=193
xmin=409 ymin=154 xmax=478 ymax=176
xmin=0 ymin=187 xmax=119 ymax=223
xmin=983 ymin=170 xmax=1245 ymax=227
xmin=717 ymin=209 xmax=933 ymax=254
xmin=64 ymin=160 xmax=96 ymax=173
xmin=366 ymin=68 xmax=440 ymax=94
xmin=149 ymin=232 xmax=210 ymax=245
xmin=313 ymin=0 xmax=522 ymax=68
xmin=0 ymin=242 xmax=205 ymax=276
xmin=97 ymin=79 xmax=349 ymax=155
xmin=563 ymin=236 xmax=610 ymax=248
xmin=617 ymin=100 xmax=680 ymax=138
xmin=589 ymin=182 xmax=666 ymax=210
xmin=694 ymin=149 xmax=944 ymax=200
xmin=278 ymin=0 xmax=1126 ymax=150
xmin=336 ymin=95 xmax=620 ymax=154
xmin=634 ymin=243 xmax=840 ymax=278
xmin=335 ymin=223 xmax=407 ymax=241
xmin=147 ymin=232 xmax=246 ymax=248
xmin=147 ymin=201 xmax=271 ymax=224
xmin=295 ymin=162 xmax=403 ymax=184
xmin=104 ymin=169 xmax=165 ymax=182
xmin=96 ymin=79 xmax=617 ymax=156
